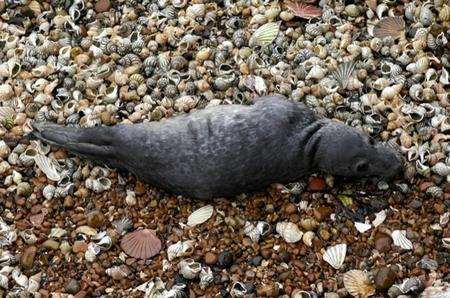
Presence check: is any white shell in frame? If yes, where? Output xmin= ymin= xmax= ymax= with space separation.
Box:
xmin=27 ymin=272 xmax=42 ymax=292
xmin=249 ymin=22 xmax=280 ymax=47
xmin=230 ymin=282 xmax=247 ymax=297
xmin=199 ymin=266 xmax=213 ymax=290
xmin=106 ymin=265 xmax=131 ymax=280
xmin=276 ymin=221 xmax=303 ymax=243
xmin=0 ymin=84 xmax=14 ymax=101
xmin=302 ymin=231 xmax=315 ymax=247
xmin=343 ymin=270 xmax=375 ymax=297
xmin=167 ymin=240 xmax=195 ymax=261
xmin=42 ymin=184 xmax=56 ymax=200
xmin=244 ymin=221 xmax=271 ymax=242
xmin=306 ymin=65 xmax=326 ymax=80
xmin=391 ymin=230 xmax=413 ymax=250
xmin=19 ymin=229 xmax=37 ymax=244
xmin=85 ymin=242 xmax=101 ymax=262
xmin=0 ymin=274 xmax=8 ymax=289
xmin=354 ymin=222 xmax=372 ymax=233
xmin=442 ymin=238 xmax=450 ymax=249
xmin=34 ymin=154 xmax=62 ymax=181
xmin=440 ymin=212 xmax=449 ymax=227
xmin=431 ymin=162 xmax=450 ymax=176
xmin=372 ymin=210 xmax=387 ymax=227
xmin=178 ymin=258 xmax=201 ymax=279
xmin=12 ymin=268 xmax=28 ymax=288
xmin=323 ymin=244 xmax=347 ymax=269
xmin=187 ymin=205 xmax=214 ymax=227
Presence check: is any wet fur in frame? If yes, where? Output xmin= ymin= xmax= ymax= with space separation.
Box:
xmin=30 ymin=95 xmax=402 ymax=199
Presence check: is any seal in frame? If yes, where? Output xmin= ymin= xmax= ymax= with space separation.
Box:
xmin=31 ymin=95 xmax=403 ymax=199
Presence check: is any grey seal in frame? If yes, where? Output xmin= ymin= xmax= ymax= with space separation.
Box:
xmin=30 ymin=95 xmax=403 ymax=199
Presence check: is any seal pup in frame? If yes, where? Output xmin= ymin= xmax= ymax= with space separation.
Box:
xmin=30 ymin=95 xmax=403 ymax=199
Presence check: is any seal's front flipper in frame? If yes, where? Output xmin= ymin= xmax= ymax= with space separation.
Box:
xmin=30 ymin=122 xmax=115 ymax=160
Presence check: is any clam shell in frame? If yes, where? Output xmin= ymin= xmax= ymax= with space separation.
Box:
xmin=286 ymin=1 xmax=322 ymax=19
xmin=0 ymin=107 xmax=15 ymax=122
xmin=323 ymin=244 xmax=347 ymax=269
xmin=120 ymin=229 xmax=162 ymax=259
xmin=373 ymin=17 xmax=405 ymax=39
xmin=391 ymin=230 xmax=413 ymax=250
xmin=34 ymin=154 xmax=62 ymax=181
xmin=276 ymin=221 xmax=303 ymax=243
xmin=187 ymin=205 xmax=214 ymax=227
xmin=343 ymin=270 xmax=376 ymax=297
xmin=249 ymin=22 xmax=280 ymax=47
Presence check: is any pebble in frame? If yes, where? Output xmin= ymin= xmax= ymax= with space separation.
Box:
xmin=72 ymin=241 xmax=88 ymax=254
xmin=257 ymin=282 xmax=279 ymax=297
xmin=65 ymin=278 xmax=80 ymax=294
xmin=218 ymin=250 xmax=234 ymax=268
xmin=250 ymin=256 xmax=263 ymax=266
xmin=94 ymin=0 xmax=111 ymax=13
xmin=204 ymin=252 xmax=218 ymax=265
xmin=309 ymin=177 xmax=326 ymax=192
xmin=20 ymin=245 xmax=37 ymax=270
xmin=408 ymin=199 xmax=422 ymax=210
xmin=375 ymin=232 xmax=392 ymax=253
xmin=87 ymin=210 xmax=105 ymax=228
xmin=42 ymin=239 xmax=60 ymax=250
xmin=374 ymin=267 xmax=396 ymax=290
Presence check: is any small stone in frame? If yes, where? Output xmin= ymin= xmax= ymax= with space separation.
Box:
xmin=94 ymin=0 xmax=110 ymax=13
xmin=42 ymin=239 xmax=60 ymax=250
xmin=72 ymin=241 xmax=88 ymax=253
xmin=20 ymin=246 xmax=37 ymax=270
xmin=314 ymin=206 xmax=332 ymax=221
xmin=218 ymin=250 xmax=233 ymax=268
xmin=374 ymin=267 xmax=396 ymax=291
xmin=309 ymin=177 xmax=326 ymax=192
xmin=204 ymin=252 xmax=218 ymax=265
xmin=64 ymin=196 xmax=74 ymax=208
xmin=375 ymin=232 xmax=392 ymax=253
xmin=86 ymin=210 xmax=105 ymax=228
xmin=257 ymin=282 xmax=279 ymax=297
xmin=251 ymin=256 xmax=263 ymax=266
xmin=408 ymin=199 xmax=422 ymax=210
xmin=245 ymin=269 xmax=256 ymax=280
xmin=65 ymin=278 xmax=80 ymax=294
xmin=324 ymin=293 xmax=339 ymax=298
xmin=284 ymin=203 xmax=297 ymax=215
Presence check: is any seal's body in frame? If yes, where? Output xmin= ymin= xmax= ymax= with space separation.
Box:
xmin=31 ymin=95 xmax=402 ymax=199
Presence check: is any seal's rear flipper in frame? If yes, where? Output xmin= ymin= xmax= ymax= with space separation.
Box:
xmin=30 ymin=122 xmax=115 ymax=160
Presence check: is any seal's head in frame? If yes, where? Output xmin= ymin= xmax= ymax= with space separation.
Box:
xmin=305 ymin=121 xmax=403 ymax=179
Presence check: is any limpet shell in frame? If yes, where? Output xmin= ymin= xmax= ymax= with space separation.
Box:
xmin=276 ymin=221 xmax=303 ymax=243
xmin=391 ymin=230 xmax=413 ymax=250
xmin=249 ymin=22 xmax=280 ymax=47
xmin=343 ymin=270 xmax=376 ymax=297
xmin=322 ymin=243 xmax=347 ymax=269
xmin=120 ymin=229 xmax=162 ymax=259
xmin=187 ymin=205 xmax=214 ymax=227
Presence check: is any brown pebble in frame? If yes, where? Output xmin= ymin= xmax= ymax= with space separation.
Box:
xmin=309 ymin=177 xmax=326 ymax=192
xmin=374 ymin=232 xmax=392 ymax=253
xmin=20 ymin=246 xmax=37 ymax=270
xmin=87 ymin=210 xmax=105 ymax=228
xmin=65 ymin=278 xmax=80 ymax=294
xmin=284 ymin=203 xmax=297 ymax=215
xmin=42 ymin=239 xmax=60 ymax=250
xmin=204 ymin=252 xmax=218 ymax=265
xmin=374 ymin=266 xmax=396 ymax=291
xmin=257 ymin=282 xmax=279 ymax=297
xmin=72 ymin=241 xmax=88 ymax=253
xmin=64 ymin=196 xmax=75 ymax=208
xmin=94 ymin=0 xmax=111 ymax=13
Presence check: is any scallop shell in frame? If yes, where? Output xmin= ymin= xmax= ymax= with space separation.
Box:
xmin=187 ymin=205 xmax=214 ymax=227
xmin=332 ymin=61 xmax=356 ymax=89
xmin=323 ymin=244 xmax=347 ymax=269
xmin=249 ymin=22 xmax=280 ymax=47
xmin=167 ymin=240 xmax=195 ymax=261
xmin=120 ymin=229 xmax=162 ymax=259
xmin=355 ymin=222 xmax=372 ymax=233
xmin=372 ymin=210 xmax=387 ymax=227
xmin=343 ymin=270 xmax=376 ymax=297
xmin=286 ymin=1 xmax=322 ymax=19
xmin=0 ymin=107 xmax=15 ymax=122
xmin=391 ymin=230 xmax=413 ymax=250
xmin=276 ymin=221 xmax=303 ymax=243
xmin=373 ymin=17 xmax=405 ymax=39
xmin=34 ymin=154 xmax=62 ymax=181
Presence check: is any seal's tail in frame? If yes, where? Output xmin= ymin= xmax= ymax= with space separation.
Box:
xmin=29 ymin=122 xmax=115 ymax=159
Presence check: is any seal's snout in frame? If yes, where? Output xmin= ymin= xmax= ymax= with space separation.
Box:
xmin=376 ymin=144 xmax=404 ymax=179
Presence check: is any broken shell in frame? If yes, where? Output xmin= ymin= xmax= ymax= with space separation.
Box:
xmin=286 ymin=1 xmax=322 ymax=19
xmin=187 ymin=205 xmax=214 ymax=227
xmin=372 ymin=210 xmax=387 ymax=227
xmin=12 ymin=268 xmax=28 ymax=288
xmin=343 ymin=270 xmax=376 ymax=297
xmin=106 ymin=265 xmax=131 ymax=280
xmin=199 ymin=266 xmax=213 ymax=290
xmin=323 ymin=244 xmax=347 ymax=270
xmin=391 ymin=230 xmax=413 ymax=250
xmin=19 ymin=148 xmax=38 ymax=167
xmin=243 ymin=221 xmax=271 ymax=242
xmin=355 ymin=222 xmax=372 ymax=233
xmin=302 ymin=231 xmax=315 ymax=247
xmin=33 ymin=154 xmax=62 ymax=181
xmin=167 ymin=240 xmax=195 ymax=261
xmin=178 ymin=258 xmax=201 ymax=279
xmin=276 ymin=221 xmax=303 ymax=243
xmin=120 ymin=229 xmax=162 ymax=259
xmin=230 ymin=282 xmax=248 ymax=297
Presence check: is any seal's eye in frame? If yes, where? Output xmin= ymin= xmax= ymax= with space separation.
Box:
xmin=369 ymin=137 xmax=375 ymax=145
xmin=356 ymin=160 xmax=369 ymax=173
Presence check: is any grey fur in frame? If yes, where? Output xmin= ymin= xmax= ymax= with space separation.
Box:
xmin=30 ymin=95 xmax=403 ymax=199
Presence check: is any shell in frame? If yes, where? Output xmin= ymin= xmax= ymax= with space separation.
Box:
xmin=187 ymin=205 xmax=214 ymax=227
xmin=343 ymin=270 xmax=376 ymax=297
xmin=199 ymin=266 xmax=213 ymax=290
xmin=286 ymin=1 xmax=322 ymax=19
xmin=34 ymin=154 xmax=62 ymax=181
xmin=167 ymin=240 xmax=195 ymax=261
xmin=12 ymin=268 xmax=28 ymax=288
xmin=106 ymin=265 xmax=131 ymax=280
xmin=431 ymin=162 xmax=450 ymax=176
xmin=332 ymin=61 xmax=356 ymax=89
xmin=276 ymin=221 xmax=303 ymax=243
xmin=19 ymin=148 xmax=38 ymax=167
xmin=0 ymin=84 xmax=14 ymax=101
xmin=120 ymin=229 xmax=162 ymax=259
xmin=372 ymin=210 xmax=387 ymax=227
xmin=244 ymin=221 xmax=271 ymax=242
xmin=419 ymin=281 xmax=450 ymax=298
xmin=391 ymin=230 xmax=413 ymax=250
xmin=249 ymin=22 xmax=280 ymax=47
xmin=0 ymin=274 xmax=8 ymax=289
xmin=230 ymin=282 xmax=247 ymax=297
xmin=28 ymin=272 xmax=42 ymax=293
xmin=355 ymin=222 xmax=372 ymax=233
xmin=112 ymin=217 xmax=133 ymax=235
xmin=323 ymin=244 xmax=347 ymax=269
xmin=302 ymin=231 xmax=315 ymax=247
xmin=178 ymin=258 xmax=201 ymax=279
xmin=373 ymin=17 xmax=405 ymax=39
